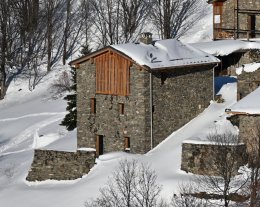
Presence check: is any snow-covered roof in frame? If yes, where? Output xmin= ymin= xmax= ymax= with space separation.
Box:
xmin=236 ymin=62 xmax=260 ymax=75
xmin=227 ymin=87 xmax=260 ymax=115
xmin=192 ymin=39 xmax=260 ymax=56
xmin=111 ymin=39 xmax=219 ymax=69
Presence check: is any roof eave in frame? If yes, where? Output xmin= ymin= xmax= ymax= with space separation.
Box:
xmin=226 ymin=111 xmax=260 ymax=116
xmin=149 ymin=61 xmax=220 ymax=72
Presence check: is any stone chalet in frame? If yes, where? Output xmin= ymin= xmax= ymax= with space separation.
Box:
xmin=208 ymin=0 xmax=260 ymax=40
xmin=70 ymin=34 xmax=220 ymax=156
xmin=26 ymin=35 xmax=219 ymax=182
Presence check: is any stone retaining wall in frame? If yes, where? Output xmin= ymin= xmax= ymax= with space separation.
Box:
xmin=26 ymin=150 xmax=96 ymax=181
xmin=181 ymin=142 xmax=247 ymax=176
xmin=237 ymin=68 xmax=260 ymax=100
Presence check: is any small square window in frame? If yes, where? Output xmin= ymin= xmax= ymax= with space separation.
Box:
xmin=119 ymin=103 xmax=124 ymax=115
xmin=91 ymin=98 xmax=96 ymax=114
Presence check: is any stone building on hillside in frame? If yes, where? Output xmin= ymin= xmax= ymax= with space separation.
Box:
xmin=70 ymin=34 xmax=219 ymax=156
xmin=208 ymin=0 xmax=260 ymax=40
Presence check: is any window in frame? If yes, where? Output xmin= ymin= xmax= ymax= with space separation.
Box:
xmin=248 ymin=15 xmax=256 ymax=38
xmin=91 ymin=98 xmax=96 ymax=114
xmin=124 ymin=137 xmax=130 ymax=151
xmin=118 ymin=103 xmax=125 ymax=115
xmin=95 ymin=52 xmax=130 ymax=96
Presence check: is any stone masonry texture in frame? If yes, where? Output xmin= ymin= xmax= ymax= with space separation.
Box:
xmin=225 ymin=50 xmax=260 ymax=76
xmin=77 ymin=57 xmax=215 ymax=154
xmin=237 ymin=67 xmax=260 ymax=100
xmin=26 ymin=150 xmax=95 ymax=181
xmin=152 ymin=66 xmax=214 ymax=147
xmin=181 ymin=142 xmax=247 ymax=176
xmin=221 ymin=0 xmax=260 ymax=39
xmin=239 ymin=116 xmax=260 ymax=156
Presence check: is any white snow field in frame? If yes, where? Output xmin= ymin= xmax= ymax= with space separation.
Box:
xmin=0 ymin=9 xmax=243 ymax=207
xmin=0 ymin=65 xmax=238 ymax=207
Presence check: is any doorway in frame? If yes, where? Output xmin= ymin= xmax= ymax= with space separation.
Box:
xmin=248 ymin=15 xmax=256 ymax=38
xmin=96 ymin=135 xmax=104 ymax=156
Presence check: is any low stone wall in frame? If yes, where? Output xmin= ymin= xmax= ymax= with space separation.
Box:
xmin=181 ymin=142 xmax=247 ymax=176
xmin=26 ymin=149 xmax=96 ymax=181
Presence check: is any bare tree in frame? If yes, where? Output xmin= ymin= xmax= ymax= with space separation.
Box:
xmin=150 ymin=0 xmax=207 ymax=39
xmin=85 ymin=159 xmax=166 ymax=207
xmin=171 ymin=182 xmax=209 ymax=207
xmin=62 ymin=0 xmax=72 ymax=65
xmin=79 ymin=0 xmax=94 ymax=55
xmin=198 ymin=132 xmax=248 ymax=207
xmin=62 ymin=0 xmax=84 ymax=64
xmin=0 ymin=0 xmax=8 ymax=99
xmin=90 ymin=0 xmax=151 ymax=47
xmin=118 ymin=0 xmax=151 ymax=42
xmin=90 ymin=0 xmax=121 ymax=47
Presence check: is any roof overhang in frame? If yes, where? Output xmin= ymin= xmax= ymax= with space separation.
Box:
xmin=226 ymin=109 xmax=260 ymax=116
xmin=148 ymin=62 xmax=219 ymax=72
xmin=207 ymin=0 xmax=227 ymax=4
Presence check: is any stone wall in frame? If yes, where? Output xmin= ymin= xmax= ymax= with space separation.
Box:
xmin=152 ymin=66 xmax=214 ymax=147
xmin=77 ymin=61 xmax=151 ymax=154
xmin=221 ymin=0 xmax=260 ymax=39
xmin=181 ymin=142 xmax=247 ymax=176
xmin=26 ymin=150 xmax=95 ymax=181
xmin=239 ymin=115 xmax=260 ymax=156
xmin=77 ymin=58 xmax=215 ymax=154
xmin=225 ymin=50 xmax=259 ymax=76
xmin=237 ymin=67 xmax=260 ymax=100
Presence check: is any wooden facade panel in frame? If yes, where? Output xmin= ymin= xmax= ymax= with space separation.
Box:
xmin=95 ymin=51 xmax=130 ymax=96
xmin=213 ymin=2 xmax=223 ymax=39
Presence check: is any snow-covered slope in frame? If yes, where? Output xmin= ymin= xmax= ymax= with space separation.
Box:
xmin=0 ymin=9 xmax=240 ymax=207
xmin=0 ymin=69 xmax=237 ymax=207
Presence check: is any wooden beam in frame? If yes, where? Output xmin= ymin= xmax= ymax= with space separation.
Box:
xmin=226 ymin=111 xmax=260 ymax=116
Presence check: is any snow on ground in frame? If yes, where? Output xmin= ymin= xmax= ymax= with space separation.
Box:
xmin=180 ymin=9 xmax=213 ymax=43
xmin=228 ymin=86 xmax=260 ymax=115
xmin=0 ymin=8 xmax=241 ymax=207
xmin=0 ymin=67 xmax=238 ymax=207
xmin=236 ymin=62 xmax=260 ymax=75
xmin=192 ymin=39 xmax=260 ymax=56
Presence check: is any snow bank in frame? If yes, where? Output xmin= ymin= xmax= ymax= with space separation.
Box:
xmin=192 ymin=39 xmax=260 ymax=56
xmin=236 ymin=62 xmax=260 ymax=75
xmin=228 ymin=86 xmax=260 ymax=115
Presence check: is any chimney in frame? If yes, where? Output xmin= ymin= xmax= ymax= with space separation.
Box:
xmin=139 ymin=32 xmax=153 ymax=44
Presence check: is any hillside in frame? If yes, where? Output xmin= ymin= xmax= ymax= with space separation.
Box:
xmin=0 ymin=10 xmax=238 ymax=207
